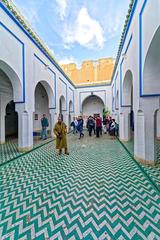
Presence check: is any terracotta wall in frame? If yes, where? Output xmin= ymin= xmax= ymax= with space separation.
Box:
xmin=61 ymin=58 xmax=115 ymax=85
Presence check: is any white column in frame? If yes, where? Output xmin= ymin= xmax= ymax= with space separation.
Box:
xmin=0 ymin=97 xmax=5 ymax=144
xmin=134 ymin=110 xmax=145 ymax=162
xmin=134 ymin=110 xmax=155 ymax=165
xmin=62 ymin=111 xmax=69 ymax=128
xmin=156 ymin=109 xmax=160 ymax=140
xmin=0 ymin=95 xmax=12 ymax=144
xmin=16 ymin=104 xmax=33 ymax=152
xmin=49 ymin=109 xmax=56 ymax=138
xmin=119 ymin=107 xmax=131 ymax=141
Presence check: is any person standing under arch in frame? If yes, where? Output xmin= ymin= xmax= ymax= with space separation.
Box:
xmin=41 ymin=114 xmax=49 ymax=140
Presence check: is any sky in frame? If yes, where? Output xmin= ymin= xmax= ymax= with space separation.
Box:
xmin=12 ymin=0 xmax=131 ymax=67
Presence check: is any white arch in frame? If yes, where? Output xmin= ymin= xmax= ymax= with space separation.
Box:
xmin=116 ymin=90 xmax=119 ymax=109
xmin=69 ymin=100 xmax=73 ymax=113
xmin=0 ymin=59 xmax=22 ymax=102
xmin=59 ymin=95 xmax=66 ymax=113
xmin=34 ymin=80 xmax=54 ymax=110
xmin=82 ymin=95 xmax=105 ymax=118
xmin=143 ymin=25 xmax=160 ymax=95
xmin=122 ymin=70 xmax=133 ymax=106
xmin=82 ymin=94 xmax=105 ymax=107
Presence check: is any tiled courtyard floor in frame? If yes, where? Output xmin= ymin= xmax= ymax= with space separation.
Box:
xmin=0 ymin=138 xmax=53 ymax=166
xmin=122 ymin=139 xmax=160 ymax=191
xmin=0 ymin=134 xmax=160 ymax=239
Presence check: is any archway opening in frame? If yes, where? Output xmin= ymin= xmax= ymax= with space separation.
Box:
xmin=143 ymin=25 xmax=160 ymax=164
xmin=0 ymin=68 xmax=18 ymax=141
xmin=123 ymin=70 xmax=134 ymax=133
xmin=82 ymin=95 xmax=105 ymax=124
xmin=116 ymin=90 xmax=119 ymax=110
xmin=143 ymin=26 xmax=160 ymax=95
xmin=5 ymin=100 xmax=18 ymax=139
xmin=33 ymin=82 xmax=51 ymax=140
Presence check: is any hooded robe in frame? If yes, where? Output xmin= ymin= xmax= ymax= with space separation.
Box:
xmin=54 ymin=122 xmax=67 ymax=149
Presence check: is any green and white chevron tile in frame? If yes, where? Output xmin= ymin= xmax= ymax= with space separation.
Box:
xmin=123 ymin=139 xmax=160 ymax=190
xmin=0 ymin=135 xmax=160 ymax=239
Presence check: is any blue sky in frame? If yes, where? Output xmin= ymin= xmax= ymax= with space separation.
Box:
xmin=12 ymin=0 xmax=130 ymax=66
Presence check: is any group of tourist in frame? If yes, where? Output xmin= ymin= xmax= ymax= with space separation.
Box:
xmin=71 ymin=115 xmax=102 ymax=139
xmin=70 ymin=115 xmax=119 ymax=138
xmin=103 ymin=116 xmax=119 ymax=136
xmin=40 ymin=114 xmax=119 ymax=156
xmin=70 ymin=116 xmax=84 ymax=139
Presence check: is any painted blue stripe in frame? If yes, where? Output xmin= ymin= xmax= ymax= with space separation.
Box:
xmin=76 ymin=83 xmax=111 ymax=88
xmin=0 ymin=21 xmax=25 ymax=103
xmin=0 ymin=2 xmax=76 ymax=88
xmin=139 ymin=4 xmax=143 ymax=97
xmin=124 ymin=35 xmax=133 ymax=55
xmin=112 ymin=0 xmax=138 ymax=83
xmin=120 ymin=58 xmax=124 ymax=107
xmin=59 ymin=78 xmax=67 ymax=111
xmin=34 ymin=53 xmax=57 ymax=109
xmin=139 ymin=0 xmax=160 ymax=97
xmin=48 ymin=68 xmax=56 ymax=109
xmin=69 ymin=87 xmax=74 ymax=113
xmin=113 ymin=71 xmax=119 ymax=111
xmin=120 ymin=35 xmax=133 ymax=107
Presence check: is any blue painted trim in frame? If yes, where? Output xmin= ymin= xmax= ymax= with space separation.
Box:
xmin=34 ymin=54 xmax=56 ymax=109
xmin=79 ymin=90 xmax=107 ymax=113
xmin=76 ymin=83 xmax=111 ymax=89
xmin=139 ymin=0 xmax=160 ymax=97
xmin=0 ymin=2 xmax=76 ymax=88
xmin=69 ymin=87 xmax=74 ymax=113
xmin=48 ymin=68 xmax=56 ymax=109
xmin=124 ymin=35 xmax=133 ymax=55
xmin=111 ymin=0 xmax=138 ymax=84
xmin=112 ymin=71 xmax=119 ymax=112
xmin=0 ymin=21 xmax=25 ymax=103
xmin=34 ymin=53 xmax=45 ymax=66
xmin=59 ymin=78 xmax=67 ymax=111
xmin=120 ymin=35 xmax=133 ymax=107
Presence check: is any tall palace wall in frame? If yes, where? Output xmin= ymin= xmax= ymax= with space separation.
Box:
xmin=61 ymin=58 xmax=115 ymax=85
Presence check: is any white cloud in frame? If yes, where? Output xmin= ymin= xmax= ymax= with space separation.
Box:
xmin=55 ymin=0 xmax=68 ymax=20
xmin=59 ymin=56 xmax=80 ymax=67
xmin=24 ymin=9 xmax=39 ymax=26
xmin=12 ymin=0 xmax=41 ymax=27
xmin=102 ymin=1 xmax=130 ymax=38
xmin=63 ymin=7 xmax=105 ymax=49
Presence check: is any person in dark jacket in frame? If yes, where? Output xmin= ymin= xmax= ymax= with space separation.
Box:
xmin=77 ymin=116 xmax=84 ymax=139
xmin=96 ymin=116 xmax=102 ymax=138
xmin=41 ymin=114 xmax=49 ymax=140
xmin=109 ymin=119 xmax=116 ymax=136
xmin=87 ymin=116 xmax=95 ymax=136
